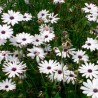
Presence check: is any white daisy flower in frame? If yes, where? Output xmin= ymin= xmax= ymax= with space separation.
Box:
xmin=79 ymin=63 xmax=98 ymax=79
xmin=53 ymin=0 xmax=65 ymax=4
xmin=0 ymin=51 xmax=10 ymax=63
xmin=2 ymin=60 xmax=27 ymax=78
xmin=41 ymin=31 xmax=55 ymax=42
xmin=0 ymin=39 xmax=7 ymax=46
xmin=37 ymin=9 xmax=49 ymax=22
xmin=72 ymin=50 xmax=89 ymax=63
xmin=5 ymin=55 xmax=20 ymax=63
xmin=27 ymin=47 xmax=45 ymax=62
xmin=10 ymin=32 xmax=33 ymax=47
xmin=48 ymin=13 xmax=60 ymax=24
xmin=39 ymin=24 xmax=54 ymax=33
xmin=0 ymin=79 xmax=16 ymax=92
xmin=49 ymin=64 xmax=68 ymax=82
xmin=82 ymin=3 xmax=97 ymax=13
xmin=2 ymin=10 xmax=23 ymax=26
xmin=22 ymin=13 xmax=32 ymax=21
xmin=62 ymin=48 xmax=76 ymax=58
xmin=0 ymin=24 xmax=13 ymax=39
xmin=53 ymin=47 xmax=61 ymax=56
xmin=38 ymin=60 xmax=58 ymax=74
xmin=86 ymin=14 xmax=97 ymax=22
xmin=64 ymin=70 xmax=76 ymax=84
xmin=81 ymin=79 xmax=98 ymax=98
xmin=82 ymin=38 xmax=98 ymax=51
xmin=32 ymin=34 xmax=44 ymax=46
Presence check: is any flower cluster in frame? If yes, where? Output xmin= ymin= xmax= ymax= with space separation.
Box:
xmin=82 ymin=3 xmax=98 ymax=22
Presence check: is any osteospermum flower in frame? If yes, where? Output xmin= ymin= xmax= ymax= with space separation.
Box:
xmin=41 ymin=31 xmax=55 ymax=42
xmin=32 ymin=34 xmax=44 ymax=46
xmin=2 ymin=10 xmax=23 ymax=26
xmin=72 ymin=50 xmax=89 ymax=63
xmin=0 ymin=79 xmax=16 ymax=92
xmin=0 ymin=24 xmax=13 ymax=39
xmin=39 ymin=24 xmax=54 ymax=33
xmin=78 ymin=63 xmax=98 ymax=79
xmin=27 ymin=47 xmax=45 ymax=62
xmin=37 ymin=9 xmax=49 ymax=22
xmin=0 ymin=51 xmax=10 ymax=64
xmin=49 ymin=64 xmax=68 ymax=82
xmin=10 ymin=32 xmax=33 ymax=46
xmin=38 ymin=60 xmax=58 ymax=74
xmin=2 ymin=60 xmax=27 ymax=78
xmin=53 ymin=0 xmax=65 ymax=4
xmin=0 ymin=39 xmax=7 ymax=46
xmin=48 ymin=13 xmax=60 ymax=24
xmin=86 ymin=14 xmax=97 ymax=22
xmin=82 ymin=3 xmax=98 ymax=13
xmin=82 ymin=38 xmax=98 ymax=51
xmin=62 ymin=48 xmax=75 ymax=58
xmin=81 ymin=79 xmax=98 ymax=98
xmin=22 ymin=13 xmax=32 ymax=21
xmin=64 ymin=70 xmax=76 ymax=84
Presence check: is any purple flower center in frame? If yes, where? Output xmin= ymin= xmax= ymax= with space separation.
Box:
xmin=87 ymin=43 xmax=91 ymax=46
xmin=23 ymin=16 xmax=26 ymax=18
xmin=41 ymin=13 xmax=44 ymax=16
xmin=36 ymin=39 xmax=39 ymax=42
xmin=58 ymin=70 xmax=62 ymax=74
xmin=11 ymin=67 xmax=17 ymax=71
xmin=64 ymin=48 xmax=68 ymax=52
xmin=22 ymin=38 xmax=26 ymax=41
xmin=5 ymin=85 xmax=9 ymax=88
xmin=10 ymin=16 xmax=14 ymax=20
xmin=1 ymin=31 xmax=6 ymax=34
xmin=47 ymin=66 xmax=51 ymax=70
xmin=45 ymin=35 xmax=48 ymax=38
xmin=69 ymin=74 xmax=74 ymax=77
xmin=78 ymin=55 xmax=82 ymax=59
xmin=16 ymin=42 xmax=21 ymax=44
xmin=88 ymin=69 xmax=92 ymax=73
xmin=93 ymin=89 xmax=98 ymax=93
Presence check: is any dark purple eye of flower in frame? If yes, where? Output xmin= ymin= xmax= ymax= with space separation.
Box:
xmin=16 ymin=42 xmax=21 ymax=44
xmin=47 ymin=66 xmax=51 ymax=70
xmin=23 ymin=16 xmax=26 ymax=18
xmin=87 ymin=43 xmax=91 ymax=46
xmin=69 ymin=74 xmax=74 ymax=77
xmin=88 ymin=69 xmax=92 ymax=73
xmin=41 ymin=13 xmax=44 ymax=16
xmin=1 ymin=31 xmax=6 ymax=34
xmin=90 ymin=16 xmax=93 ymax=18
xmin=88 ymin=7 xmax=91 ymax=9
xmin=22 ymin=38 xmax=26 ymax=41
xmin=78 ymin=55 xmax=82 ymax=59
xmin=49 ymin=18 xmax=52 ymax=20
xmin=58 ymin=70 xmax=62 ymax=74
xmin=34 ymin=51 xmax=37 ymax=54
xmin=93 ymin=89 xmax=98 ymax=93
xmin=11 ymin=67 xmax=17 ymax=71
xmin=5 ymin=85 xmax=9 ymax=88
xmin=64 ymin=48 xmax=68 ymax=52
xmin=36 ymin=39 xmax=39 ymax=42
xmin=45 ymin=35 xmax=48 ymax=38
xmin=10 ymin=16 xmax=14 ymax=20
